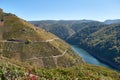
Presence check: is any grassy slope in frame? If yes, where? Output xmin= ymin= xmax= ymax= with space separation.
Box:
xmin=0 ymin=56 xmax=119 ymax=80
xmin=0 ymin=12 xmax=83 ymax=68
xmin=29 ymin=21 xmax=75 ymax=40
xmin=29 ymin=21 xmax=104 ymax=41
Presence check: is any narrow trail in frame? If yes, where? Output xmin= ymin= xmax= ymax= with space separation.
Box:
xmin=0 ymin=40 xmax=24 ymax=43
xmin=0 ymin=37 xmax=67 ymax=67
xmin=52 ymin=50 xmax=67 ymax=67
xmin=26 ymin=49 xmax=68 ymax=67
xmin=26 ymin=50 xmax=67 ymax=60
xmin=0 ymin=38 xmax=59 ymax=43
xmin=45 ymin=38 xmax=59 ymax=42
xmin=52 ymin=50 xmax=67 ymax=58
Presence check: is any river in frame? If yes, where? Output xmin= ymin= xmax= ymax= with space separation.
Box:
xmin=71 ymin=45 xmax=111 ymax=68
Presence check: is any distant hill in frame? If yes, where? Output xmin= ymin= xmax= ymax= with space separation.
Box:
xmin=104 ymin=19 xmax=120 ymax=24
xmin=29 ymin=20 xmax=104 ymax=40
xmin=29 ymin=20 xmax=75 ymax=40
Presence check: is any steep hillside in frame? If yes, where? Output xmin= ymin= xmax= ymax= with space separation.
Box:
xmin=67 ymin=24 xmax=107 ymax=44
xmin=29 ymin=20 xmax=75 ymax=40
xmin=39 ymin=23 xmax=75 ymax=40
xmin=29 ymin=20 xmax=103 ymax=40
xmin=67 ymin=23 xmax=120 ymax=70
xmin=0 ymin=56 xmax=27 ymax=80
xmin=0 ymin=10 xmax=83 ymax=68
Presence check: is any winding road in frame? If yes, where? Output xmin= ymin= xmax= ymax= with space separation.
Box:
xmin=26 ymin=49 xmax=68 ymax=67
xmin=0 ymin=38 xmax=59 ymax=43
xmin=0 ymin=37 xmax=67 ymax=67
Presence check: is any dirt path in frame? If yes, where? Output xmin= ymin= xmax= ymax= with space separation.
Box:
xmin=52 ymin=50 xmax=67 ymax=58
xmin=45 ymin=38 xmax=59 ymax=42
xmin=0 ymin=38 xmax=67 ymax=67
xmin=26 ymin=50 xmax=67 ymax=60
xmin=0 ymin=38 xmax=59 ymax=43
xmin=26 ymin=49 xmax=67 ymax=67
xmin=52 ymin=50 xmax=67 ymax=67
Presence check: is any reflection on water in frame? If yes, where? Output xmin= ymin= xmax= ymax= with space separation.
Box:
xmin=71 ymin=45 xmax=110 ymax=68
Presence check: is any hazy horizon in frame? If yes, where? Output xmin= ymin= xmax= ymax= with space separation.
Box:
xmin=28 ymin=19 xmax=120 ymax=22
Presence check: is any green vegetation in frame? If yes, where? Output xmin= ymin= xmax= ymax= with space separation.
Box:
xmin=35 ymin=64 xmax=120 ymax=80
xmin=29 ymin=20 xmax=104 ymax=40
xmin=67 ymin=24 xmax=107 ymax=44
xmin=67 ymin=23 xmax=120 ymax=70
xmin=0 ymin=56 xmax=119 ymax=80
xmin=29 ymin=20 xmax=75 ymax=40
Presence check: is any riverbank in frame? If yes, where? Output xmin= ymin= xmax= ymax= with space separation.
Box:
xmin=71 ymin=45 xmax=120 ymax=72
